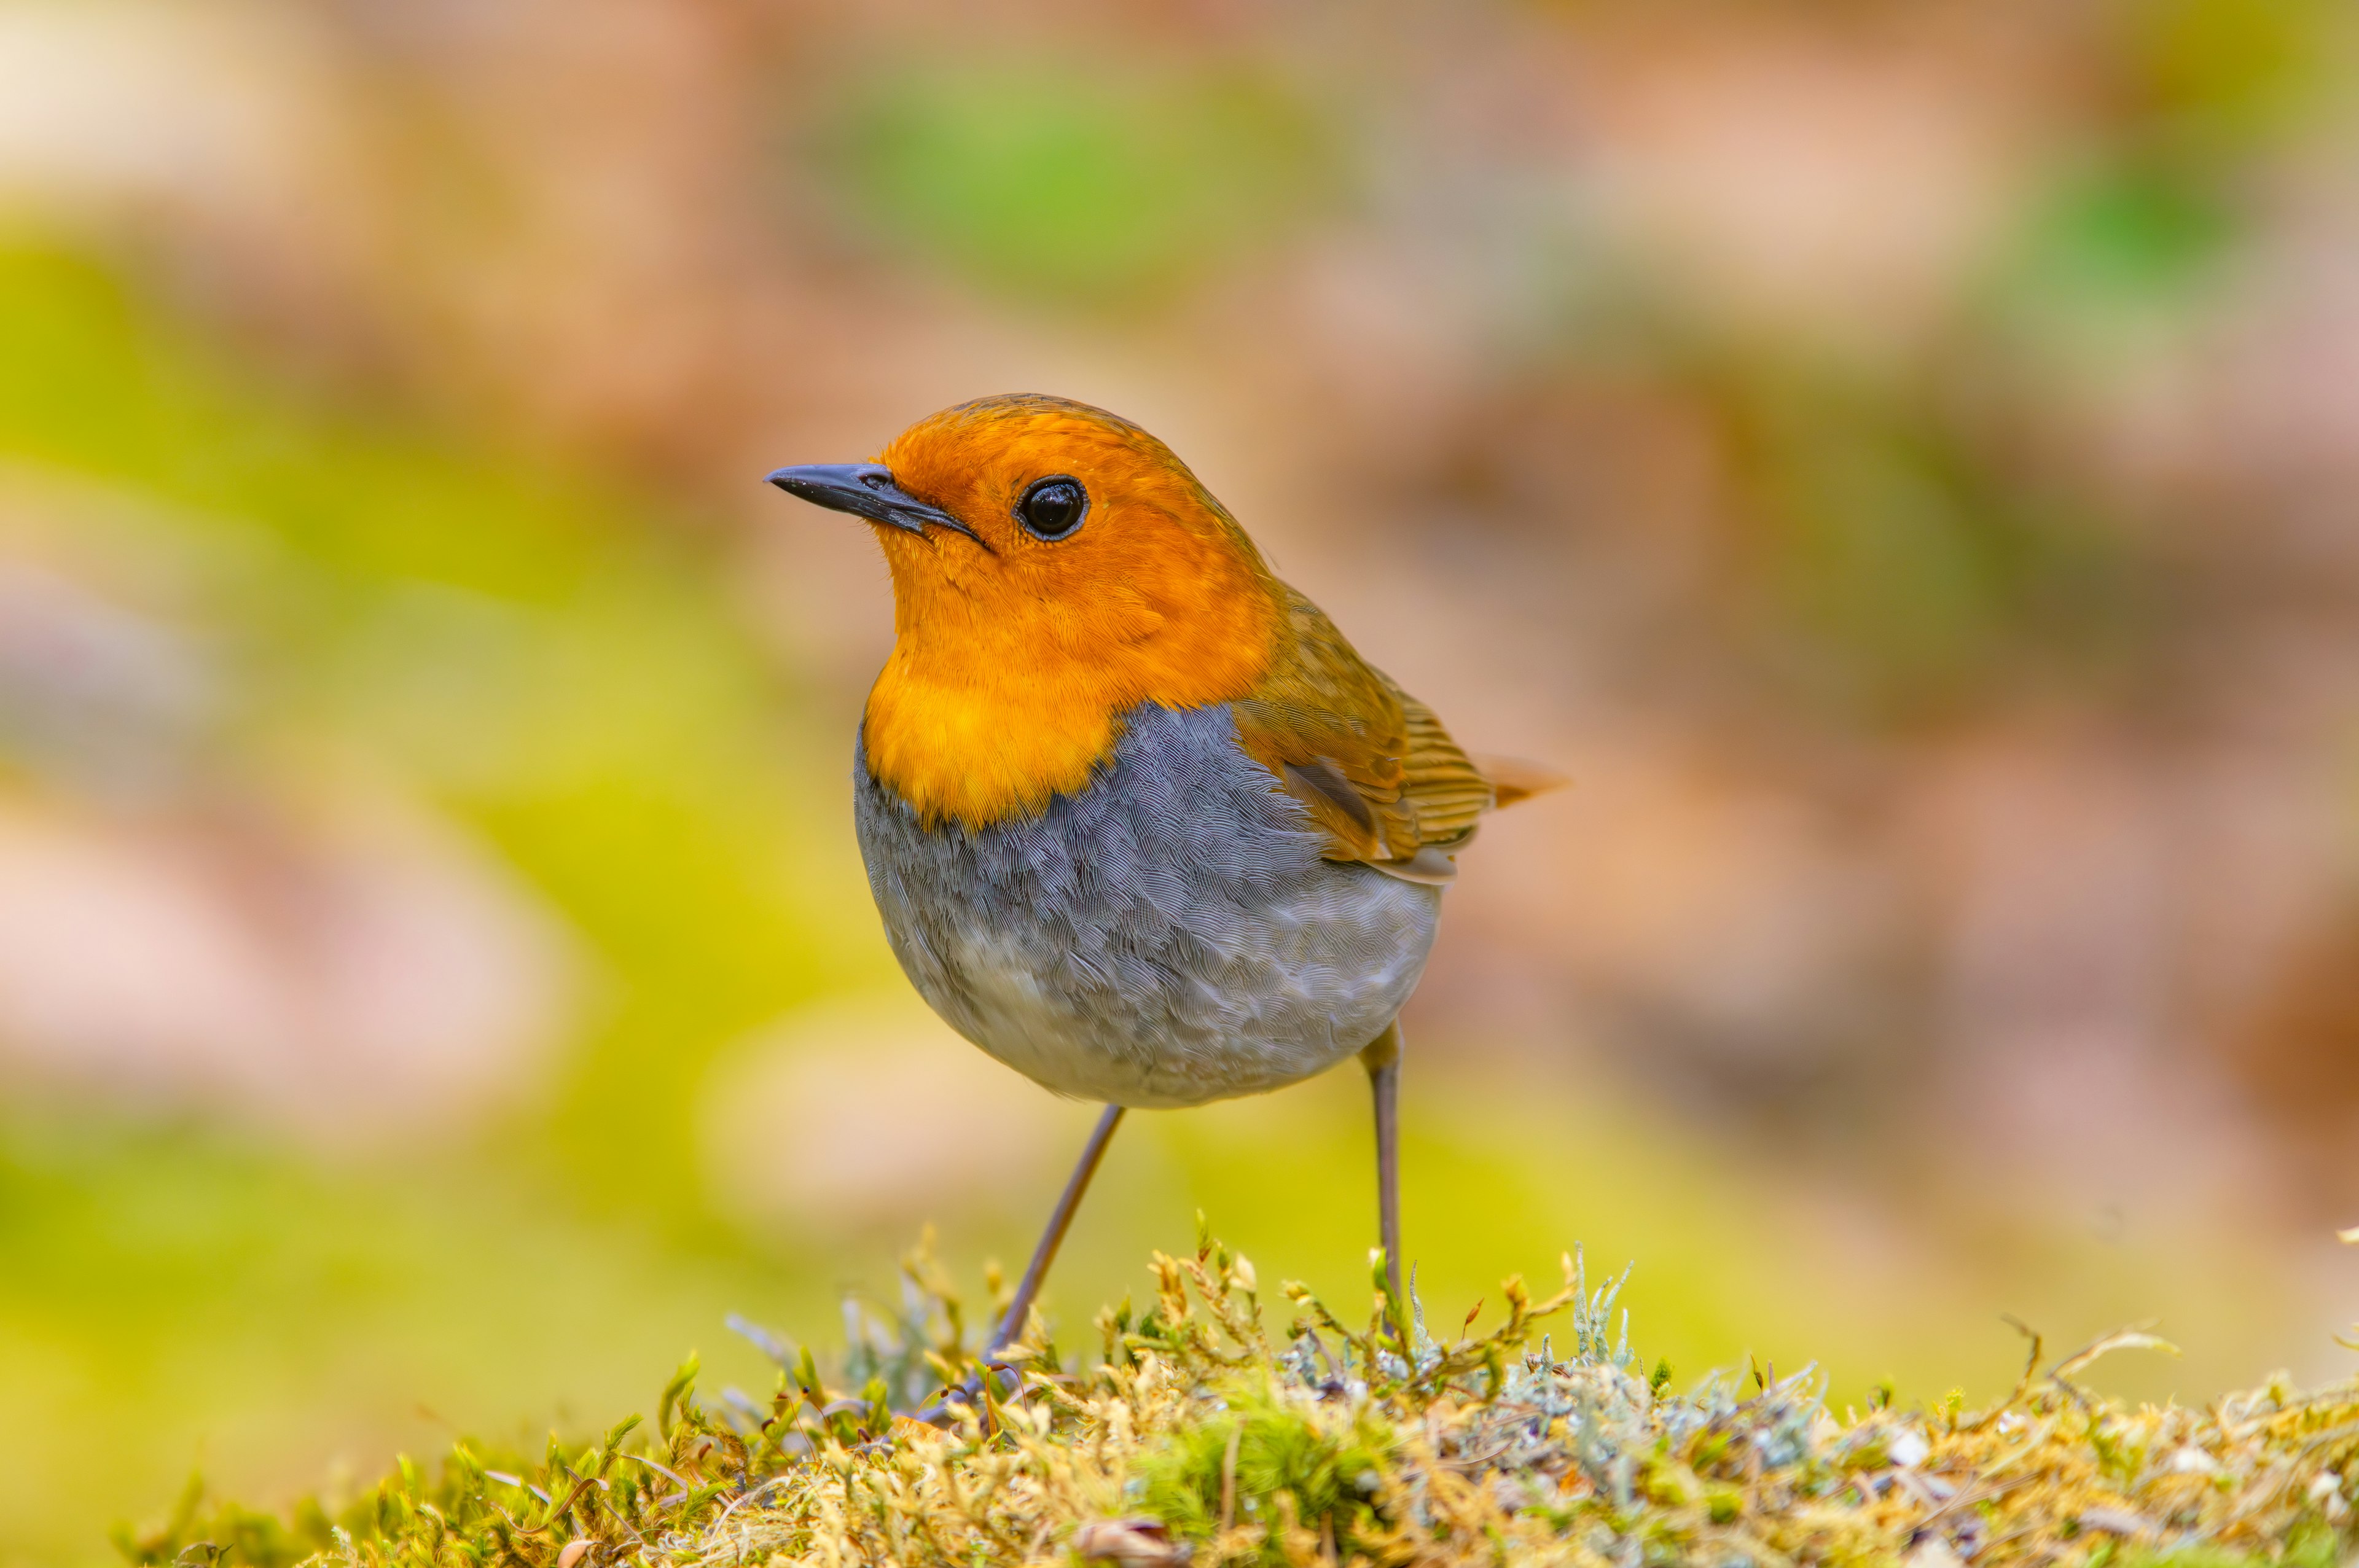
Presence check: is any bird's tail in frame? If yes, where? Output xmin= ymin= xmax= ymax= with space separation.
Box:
xmin=1474 ymin=754 xmax=1570 ymax=809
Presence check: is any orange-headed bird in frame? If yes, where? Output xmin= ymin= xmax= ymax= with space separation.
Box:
xmin=769 ymin=394 xmax=1557 ymax=1388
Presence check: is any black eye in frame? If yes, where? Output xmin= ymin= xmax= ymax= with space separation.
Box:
xmin=1016 ymin=475 xmax=1089 ymax=540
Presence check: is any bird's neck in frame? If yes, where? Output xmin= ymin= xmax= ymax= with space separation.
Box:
xmin=863 ymin=593 xmax=1279 ymax=830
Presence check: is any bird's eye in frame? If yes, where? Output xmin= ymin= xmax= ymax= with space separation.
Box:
xmin=1016 ymin=475 xmax=1089 ymax=540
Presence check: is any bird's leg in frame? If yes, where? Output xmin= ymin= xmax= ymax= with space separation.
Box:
xmin=990 ymin=1102 xmax=1125 ymax=1355
xmin=926 ymin=1102 xmax=1124 ymax=1422
xmin=1360 ymin=1021 xmax=1403 ymax=1302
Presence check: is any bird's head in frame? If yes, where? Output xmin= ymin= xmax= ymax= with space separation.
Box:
xmin=769 ymin=394 xmax=1286 ymax=822
xmin=770 ymin=394 xmax=1280 ymax=680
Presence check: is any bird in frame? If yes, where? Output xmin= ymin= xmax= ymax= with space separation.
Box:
xmin=767 ymin=393 xmax=1558 ymax=1386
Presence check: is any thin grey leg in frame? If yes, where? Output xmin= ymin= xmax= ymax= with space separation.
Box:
xmin=988 ymin=1102 xmax=1126 ymax=1354
xmin=925 ymin=1102 xmax=1125 ymax=1423
xmin=1360 ymin=1020 xmax=1403 ymax=1300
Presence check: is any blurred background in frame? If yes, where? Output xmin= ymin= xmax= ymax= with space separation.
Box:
xmin=3 ymin=0 xmax=2358 ymax=1560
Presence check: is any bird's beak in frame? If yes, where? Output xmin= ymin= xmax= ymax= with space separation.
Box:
xmin=765 ymin=463 xmax=990 ymax=550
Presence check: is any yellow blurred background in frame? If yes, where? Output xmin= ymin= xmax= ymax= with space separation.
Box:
xmin=4 ymin=1 xmax=2358 ymax=1562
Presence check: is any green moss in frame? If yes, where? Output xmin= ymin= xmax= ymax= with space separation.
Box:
xmin=1132 ymin=1383 xmax=1394 ymax=1559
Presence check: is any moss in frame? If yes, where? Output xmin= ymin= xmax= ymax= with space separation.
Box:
xmin=121 ymin=1237 xmax=2359 ymax=1568
xmin=1131 ymin=1383 xmax=1395 ymax=1561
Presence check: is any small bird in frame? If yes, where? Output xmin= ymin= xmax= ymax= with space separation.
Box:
xmin=769 ymin=394 xmax=1557 ymax=1371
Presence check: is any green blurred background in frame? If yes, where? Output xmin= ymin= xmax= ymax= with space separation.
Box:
xmin=4 ymin=1 xmax=2359 ymax=1562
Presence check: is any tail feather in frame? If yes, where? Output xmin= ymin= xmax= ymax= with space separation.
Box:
xmin=1475 ymin=754 xmax=1570 ymax=809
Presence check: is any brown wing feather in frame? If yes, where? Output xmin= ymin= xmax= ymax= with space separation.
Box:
xmin=1230 ymin=587 xmax=1537 ymax=884
xmin=1393 ymin=688 xmax=1495 ymax=846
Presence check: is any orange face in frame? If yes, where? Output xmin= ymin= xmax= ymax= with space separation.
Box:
xmin=772 ymin=395 xmax=1284 ymax=827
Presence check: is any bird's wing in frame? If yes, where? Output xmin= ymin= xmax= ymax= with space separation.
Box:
xmin=1230 ymin=588 xmax=1540 ymax=886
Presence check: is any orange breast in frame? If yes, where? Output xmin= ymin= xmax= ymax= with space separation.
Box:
xmin=861 ymin=571 xmax=1279 ymax=829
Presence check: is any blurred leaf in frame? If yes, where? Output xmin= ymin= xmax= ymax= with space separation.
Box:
xmin=1708 ymin=364 xmax=2156 ymax=721
xmin=813 ymin=59 xmax=1333 ymax=306
xmin=2017 ymin=159 xmax=2237 ymax=307
xmin=0 ymin=246 xmax=600 ymax=603
xmin=2130 ymin=0 xmax=2339 ymax=141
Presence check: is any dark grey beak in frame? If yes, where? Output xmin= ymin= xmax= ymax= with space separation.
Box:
xmin=765 ymin=463 xmax=990 ymax=550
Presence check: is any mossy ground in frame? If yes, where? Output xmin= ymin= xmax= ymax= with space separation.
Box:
xmin=123 ymin=1235 xmax=2359 ymax=1568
